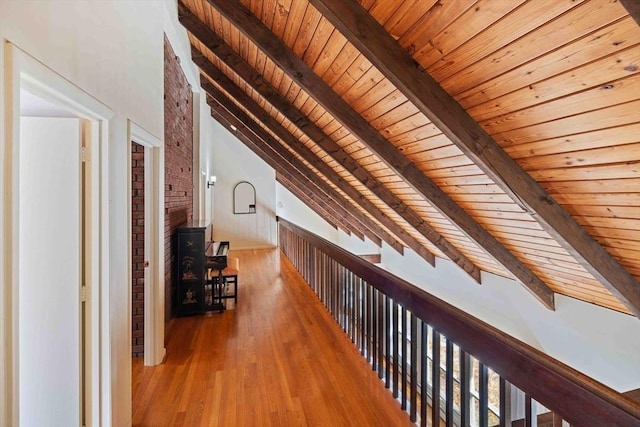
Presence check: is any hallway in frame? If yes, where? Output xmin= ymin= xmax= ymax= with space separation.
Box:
xmin=132 ymin=249 xmax=412 ymax=426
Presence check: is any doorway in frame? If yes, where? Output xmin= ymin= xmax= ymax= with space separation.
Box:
xmin=129 ymin=122 xmax=165 ymax=367
xmin=3 ymin=43 xmax=113 ymax=427
xmin=131 ymin=142 xmax=146 ymax=359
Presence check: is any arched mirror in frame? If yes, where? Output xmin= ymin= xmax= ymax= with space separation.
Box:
xmin=233 ymin=181 xmax=256 ymax=214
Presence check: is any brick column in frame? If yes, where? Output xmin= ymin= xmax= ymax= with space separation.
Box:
xmin=164 ymin=35 xmax=194 ymax=323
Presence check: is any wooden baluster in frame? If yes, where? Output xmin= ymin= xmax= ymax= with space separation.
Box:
xmin=352 ymin=273 xmax=357 ymax=344
xmin=479 ymin=362 xmax=489 ymax=427
xmin=323 ymin=254 xmax=327 ymax=307
xmin=420 ymin=321 xmax=428 ymax=427
xmin=346 ymin=272 xmax=352 ymax=339
xmin=385 ymin=295 xmax=391 ymax=388
xmin=338 ymin=265 xmax=343 ymax=329
xmin=525 ymin=393 xmax=532 ymax=427
xmin=371 ymin=288 xmax=377 ymax=369
xmin=401 ymin=307 xmax=408 ymax=410
xmin=361 ymin=280 xmax=368 ymax=357
xmin=318 ymin=252 xmax=322 ymax=303
xmin=333 ymin=263 xmax=338 ymax=323
xmin=392 ymin=301 xmax=399 ymax=398
xmin=446 ymin=339 xmax=454 ymax=427
xmin=410 ymin=313 xmax=418 ymax=423
xmin=343 ymin=267 xmax=348 ymax=333
xmin=460 ymin=350 xmax=471 ymax=427
xmin=376 ymin=291 xmax=385 ymax=379
xmin=499 ymin=377 xmax=507 ymax=427
xmin=348 ymin=273 xmax=353 ymax=341
xmin=311 ymin=247 xmax=316 ymax=293
xmin=432 ymin=330 xmax=441 ymax=427
xmin=356 ymin=276 xmax=361 ymax=347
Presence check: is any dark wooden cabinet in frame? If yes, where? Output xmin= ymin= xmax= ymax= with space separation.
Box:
xmin=174 ymin=220 xmax=211 ymax=316
xmin=174 ymin=220 xmax=230 ymax=316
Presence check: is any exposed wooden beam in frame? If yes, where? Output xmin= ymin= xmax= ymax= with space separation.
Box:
xmin=209 ymin=100 xmax=392 ymax=248
xmin=183 ymin=3 xmax=555 ymax=299
xmin=208 ymin=101 xmax=401 ymax=252
xmin=200 ymin=80 xmax=444 ymax=266
xmin=205 ymin=89 xmax=408 ymax=255
xmin=359 ymin=254 xmax=382 ymax=264
xmin=309 ymin=0 xmax=640 ymax=317
xmin=202 ymin=81 xmax=441 ymax=268
xmin=180 ymin=17 xmax=484 ymax=284
xmin=619 ymin=0 xmax=640 ymax=26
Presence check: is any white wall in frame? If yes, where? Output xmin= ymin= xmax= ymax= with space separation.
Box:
xmin=198 ymin=93 xmax=218 ymax=223
xmin=0 ymin=1 xmax=164 ymax=138
xmin=212 ymin=121 xmax=277 ymax=249
xmin=0 ymin=1 xmax=165 ymax=425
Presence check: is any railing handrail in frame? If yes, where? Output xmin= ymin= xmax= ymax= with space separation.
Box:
xmin=278 ymin=217 xmax=640 ymax=425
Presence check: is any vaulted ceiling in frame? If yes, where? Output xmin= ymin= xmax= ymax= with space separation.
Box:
xmin=177 ymin=0 xmax=640 ymax=317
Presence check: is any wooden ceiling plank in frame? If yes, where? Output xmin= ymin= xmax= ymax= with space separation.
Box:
xmin=555 ymin=193 xmax=640 ymax=208
xmin=395 ymin=0 xmax=473 ymax=61
xmin=495 ymin=100 xmax=640 ymax=146
xmin=380 ymin=0 xmax=438 ymax=39
xmin=202 ymin=0 xmax=558 ymax=307
xmin=476 ymin=56 xmax=640 ymax=129
xmin=506 ymin=124 xmax=640 ymax=160
xmin=291 ymin=4 xmax=323 ymax=57
xmin=415 ymin=0 xmax=525 ymax=72
xmin=444 ymin=0 xmax=628 ymax=97
xmin=310 ymin=0 xmax=640 ymax=315
xmin=517 ymin=143 xmax=640 ymax=172
xmin=181 ymin=13 xmax=491 ymax=284
xmin=281 ymin=0 xmax=308 ymax=47
xmin=205 ymin=86 xmax=416 ymax=255
xmin=528 ymin=163 xmax=639 ymax=182
xmin=459 ymin=17 xmax=640 ymax=109
xmin=426 ymin=0 xmax=584 ymax=79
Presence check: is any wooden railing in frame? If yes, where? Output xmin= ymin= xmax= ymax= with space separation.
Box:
xmin=278 ymin=218 xmax=640 ymax=427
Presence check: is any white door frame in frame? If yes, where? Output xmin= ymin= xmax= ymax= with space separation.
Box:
xmin=129 ymin=121 xmax=165 ymax=366
xmin=3 ymin=43 xmax=114 ymax=427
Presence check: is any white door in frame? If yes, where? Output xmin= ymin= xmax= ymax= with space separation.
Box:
xmin=18 ymin=117 xmax=83 ymax=426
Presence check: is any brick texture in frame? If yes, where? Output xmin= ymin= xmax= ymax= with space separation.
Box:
xmin=131 ymin=142 xmax=145 ymax=358
xmin=164 ymin=35 xmax=194 ymax=323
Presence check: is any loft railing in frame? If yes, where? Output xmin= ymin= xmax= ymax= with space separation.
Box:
xmin=278 ymin=218 xmax=640 ymax=427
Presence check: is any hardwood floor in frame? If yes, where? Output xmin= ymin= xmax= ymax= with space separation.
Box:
xmin=132 ymin=249 xmax=412 ymax=426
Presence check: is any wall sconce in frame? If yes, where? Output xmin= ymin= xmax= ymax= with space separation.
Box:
xmin=207 ymin=175 xmax=217 ymax=188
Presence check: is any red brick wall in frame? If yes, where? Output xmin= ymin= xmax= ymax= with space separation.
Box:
xmin=131 ymin=142 xmax=145 ymax=358
xmin=164 ymin=35 xmax=194 ymax=322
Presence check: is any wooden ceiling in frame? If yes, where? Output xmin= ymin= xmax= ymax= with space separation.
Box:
xmin=178 ymin=0 xmax=640 ymax=317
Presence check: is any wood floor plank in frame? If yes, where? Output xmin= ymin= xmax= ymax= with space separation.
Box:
xmin=133 ymin=249 xmax=411 ymax=426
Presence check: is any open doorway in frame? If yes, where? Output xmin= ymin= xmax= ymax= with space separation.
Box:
xmin=131 ymin=142 xmax=146 ymax=359
xmin=128 ymin=122 xmax=165 ymax=368
xmin=3 ymin=43 xmax=113 ymax=427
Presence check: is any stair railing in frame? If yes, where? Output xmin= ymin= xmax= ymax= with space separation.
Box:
xmin=278 ymin=217 xmax=640 ymax=427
